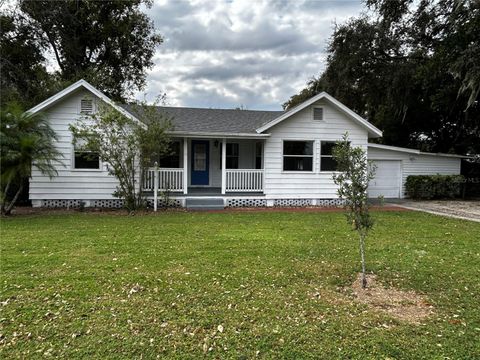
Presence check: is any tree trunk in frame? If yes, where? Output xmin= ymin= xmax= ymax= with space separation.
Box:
xmin=3 ymin=183 xmax=24 ymax=216
xmin=138 ymin=164 xmax=145 ymax=207
xmin=359 ymin=231 xmax=367 ymax=288
xmin=1 ymin=179 xmax=12 ymax=214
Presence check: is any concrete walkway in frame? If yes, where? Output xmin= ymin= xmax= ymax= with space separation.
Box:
xmin=389 ymin=200 xmax=480 ymax=222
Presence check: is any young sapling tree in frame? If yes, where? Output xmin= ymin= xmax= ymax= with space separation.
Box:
xmin=332 ymin=133 xmax=377 ymax=288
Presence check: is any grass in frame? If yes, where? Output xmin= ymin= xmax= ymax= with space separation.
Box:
xmin=1 ymin=210 xmax=479 ymax=359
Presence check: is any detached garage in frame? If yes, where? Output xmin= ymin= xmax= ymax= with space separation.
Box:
xmin=367 ymin=144 xmax=465 ymax=199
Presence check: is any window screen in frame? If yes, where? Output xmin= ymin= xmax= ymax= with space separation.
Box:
xmin=74 ymin=152 xmax=100 ymax=169
xmin=159 ymin=141 xmax=180 ymax=168
xmin=320 ymin=141 xmax=337 ymax=171
xmin=283 ymin=141 xmax=313 ymax=171
xmin=313 ymin=107 xmax=323 ymax=121
xmin=255 ymin=142 xmax=262 ymax=169
xmin=226 ymin=143 xmax=239 ymax=169
xmin=73 ymin=137 xmax=100 ymax=169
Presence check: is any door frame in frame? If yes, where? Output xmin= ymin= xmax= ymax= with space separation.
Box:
xmin=190 ymin=140 xmax=210 ymax=186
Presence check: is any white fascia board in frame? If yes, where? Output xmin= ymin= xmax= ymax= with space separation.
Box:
xmin=27 ymin=79 xmax=144 ymax=127
xmin=368 ymin=143 xmax=420 ymax=155
xmin=256 ymin=91 xmax=383 ymax=138
xmin=168 ymin=131 xmax=271 ymax=139
xmin=368 ymin=143 xmax=473 ymax=159
xmin=27 ymin=79 xmax=86 ymax=114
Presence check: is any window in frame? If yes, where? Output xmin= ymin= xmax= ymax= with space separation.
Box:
xmin=80 ymin=99 xmax=93 ymax=114
xmin=283 ymin=141 xmax=313 ymax=171
xmin=73 ymin=138 xmax=100 ymax=170
xmin=159 ymin=141 xmax=180 ymax=168
xmin=255 ymin=142 xmax=263 ymax=169
xmin=320 ymin=141 xmax=337 ymax=171
xmin=193 ymin=143 xmax=207 ymax=171
xmin=313 ymin=107 xmax=323 ymax=121
xmin=226 ymin=143 xmax=239 ymax=169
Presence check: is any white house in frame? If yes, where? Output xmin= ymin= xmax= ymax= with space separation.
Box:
xmin=27 ymin=80 xmax=467 ymax=209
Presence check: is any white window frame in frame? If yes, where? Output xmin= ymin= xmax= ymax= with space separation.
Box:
xmin=254 ymin=141 xmax=263 ymax=169
xmin=319 ymin=140 xmax=338 ymax=172
xmin=312 ymin=106 xmax=325 ymax=121
xmin=71 ymin=143 xmax=102 ymax=172
xmin=282 ymin=139 xmax=315 ymax=173
xmin=159 ymin=140 xmax=182 ymax=168
xmin=226 ymin=143 xmax=239 ymax=169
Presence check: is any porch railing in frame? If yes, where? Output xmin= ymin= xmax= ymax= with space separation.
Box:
xmin=143 ymin=168 xmax=184 ymax=192
xmin=226 ymin=169 xmax=264 ymax=192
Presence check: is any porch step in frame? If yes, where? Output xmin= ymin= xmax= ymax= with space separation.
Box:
xmin=185 ymin=198 xmax=225 ymax=211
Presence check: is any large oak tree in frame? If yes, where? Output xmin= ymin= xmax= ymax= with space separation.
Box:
xmin=2 ymin=0 xmax=162 ymax=104
xmin=0 ymin=13 xmax=53 ymax=108
xmin=284 ymin=0 xmax=480 ymax=155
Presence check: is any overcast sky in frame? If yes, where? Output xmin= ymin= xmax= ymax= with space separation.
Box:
xmin=140 ymin=0 xmax=363 ymax=110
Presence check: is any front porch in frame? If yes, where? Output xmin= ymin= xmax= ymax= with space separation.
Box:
xmin=142 ymin=187 xmax=264 ymax=197
xmin=141 ymin=138 xmax=265 ymax=207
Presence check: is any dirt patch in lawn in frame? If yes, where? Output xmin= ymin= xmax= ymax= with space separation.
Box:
xmin=351 ymin=273 xmax=434 ymax=324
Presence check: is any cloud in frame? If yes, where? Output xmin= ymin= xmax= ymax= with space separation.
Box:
xmin=138 ymin=0 xmax=363 ymax=110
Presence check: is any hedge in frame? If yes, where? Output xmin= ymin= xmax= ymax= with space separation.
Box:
xmin=405 ymin=174 xmax=465 ymax=199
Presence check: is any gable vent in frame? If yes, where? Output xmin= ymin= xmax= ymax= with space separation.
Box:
xmin=313 ymin=107 xmax=323 ymax=121
xmin=80 ymin=99 xmax=93 ymax=114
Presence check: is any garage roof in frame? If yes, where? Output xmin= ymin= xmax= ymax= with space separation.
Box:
xmin=368 ymin=144 xmax=473 ymax=159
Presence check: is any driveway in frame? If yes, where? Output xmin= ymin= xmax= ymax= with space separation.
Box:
xmin=392 ymin=200 xmax=480 ymax=222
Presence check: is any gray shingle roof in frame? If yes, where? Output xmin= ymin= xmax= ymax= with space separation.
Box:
xmin=122 ymin=105 xmax=284 ymax=134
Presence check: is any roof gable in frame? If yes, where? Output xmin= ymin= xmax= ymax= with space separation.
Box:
xmin=27 ymin=81 xmax=382 ymax=138
xmin=256 ymin=92 xmax=383 ymax=138
xmin=27 ymin=79 xmax=141 ymax=124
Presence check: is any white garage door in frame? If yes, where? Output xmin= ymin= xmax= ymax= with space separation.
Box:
xmin=368 ymin=160 xmax=401 ymax=198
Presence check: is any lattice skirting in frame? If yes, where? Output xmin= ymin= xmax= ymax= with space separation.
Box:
xmin=39 ymin=198 xmax=345 ymax=209
xmin=40 ymin=199 xmax=84 ymax=208
xmin=147 ymin=198 xmax=182 ymax=208
xmin=90 ymin=199 xmax=124 ymax=208
xmin=226 ymin=198 xmax=267 ymax=207
xmin=274 ymin=198 xmax=312 ymax=207
xmin=274 ymin=198 xmax=345 ymax=207
xmin=40 ymin=199 xmax=125 ymax=208
xmin=316 ymin=199 xmax=345 ymax=207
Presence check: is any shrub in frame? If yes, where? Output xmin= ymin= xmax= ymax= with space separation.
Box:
xmin=405 ymin=175 xmax=465 ymax=199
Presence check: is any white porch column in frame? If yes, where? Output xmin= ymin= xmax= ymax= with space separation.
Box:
xmin=153 ymin=162 xmax=158 ymax=212
xmin=183 ymin=138 xmax=188 ymax=194
xmin=221 ymin=138 xmax=226 ymax=194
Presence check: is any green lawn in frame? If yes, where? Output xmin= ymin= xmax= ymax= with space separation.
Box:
xmin=1 ymin=210 xmax=479 ymax=359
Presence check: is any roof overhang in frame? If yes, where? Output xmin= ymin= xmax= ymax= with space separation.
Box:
xmin=27 ymin=79 xmax=143 ymax=126
xmin=256 ymin=92 xmax=383 ymax=138
xmin=368 ymin=143 xmax=473 ymax=159
xmin=168 ymin=131 xmax=271 ymax=139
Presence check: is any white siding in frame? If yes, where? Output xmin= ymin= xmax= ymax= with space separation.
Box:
xmin=263 ymin=100 xmax=369 ymax=198
xmin=368 ymin=147 xmax=461 ymax=198
xmin=29 ymin=89 xmax=119 ymax=201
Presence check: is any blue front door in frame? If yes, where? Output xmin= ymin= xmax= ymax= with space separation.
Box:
xmin=191 ymin=140 xmax=209 ymax=185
